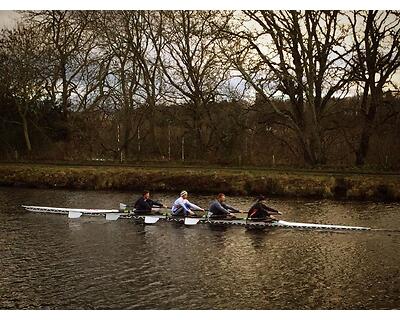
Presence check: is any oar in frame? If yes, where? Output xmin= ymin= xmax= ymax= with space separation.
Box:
xmin=68 ymin=211 xmax=83 ymax=219
xmin=184 ymin=217 xmax=204 ymax=225
xmin=144 ymin=216 xmax=162 ymax=224
xmin=106 ymin=212 xmax=122 ymax=221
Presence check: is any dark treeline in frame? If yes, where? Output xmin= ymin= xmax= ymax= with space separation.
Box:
xmin=0 ymin=10 xmax=399 ymax=168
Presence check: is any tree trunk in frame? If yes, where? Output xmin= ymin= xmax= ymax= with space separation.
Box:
xmin=192 ymin=102 xmax=207 ymax=160
xmin=301 ymin=107 xmax=325 ymax=166
xmin=356 ymin=90 xmax=379 ymax=166
xmin=17 ymin=104 xmax=32 ymax=153
xmin=355 ymin=123 xmax=372 ymax=166
xmin=21 ymin=114 xmax=32 ymax=152
xmin=119 ymin=110 xmax=131 ymax=162
xmin=193 ymin=111 xmax=200 ymax=160
xmin=61 ymin=60 xmax=69 ymax=118
xmin=147 ymin=103 xmax=162 ymax=157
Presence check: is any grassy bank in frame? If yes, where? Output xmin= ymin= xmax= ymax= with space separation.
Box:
xmin=0 ymin=163 xmax=399 ymax=201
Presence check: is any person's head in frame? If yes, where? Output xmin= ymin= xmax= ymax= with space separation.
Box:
xmin=180 ymin=190 xmax=188 ymax=199
xmin=217 ymin=193 xmax=226 ymax=203
xmin=256 ymin=195 xmax=266 ymax=202
xmin=143 ymin=190 xmax=150 ymax=199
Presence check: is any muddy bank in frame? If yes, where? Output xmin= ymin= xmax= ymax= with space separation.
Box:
xmin=1 ymin=164 xmax=399 ymax=201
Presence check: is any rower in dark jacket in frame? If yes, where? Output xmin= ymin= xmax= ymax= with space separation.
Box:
xmin=247 ymin=195 xmax=281 ymax=221
xmin=208 ymin=193 xmax=242 ymax=219
xmin=134 ymin=190 xmax=166 ymax=214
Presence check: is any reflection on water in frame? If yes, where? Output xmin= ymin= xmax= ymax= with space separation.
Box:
xmin=0 ymin=187 xmax=399 ymax=309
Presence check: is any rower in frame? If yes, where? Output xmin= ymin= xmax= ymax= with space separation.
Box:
xmin=134 ymin=190 xmax=166 ymax=214
xmin=247 ymin=195 xmax=281 ymax=221
xmin=208 ymin=193 xmax=242 ymax=220
xmin=171 ymin=191 xmax=205 ymax=217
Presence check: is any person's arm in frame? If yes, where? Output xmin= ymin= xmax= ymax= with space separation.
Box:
xmin=222 ymin=203 xmax=240 ymax=213
xmin=214 ymin=202 xmax=231 ymax=215
xmin=261 ymin=203 xmax=278 ymax=213
xmin=186 ymin=200 xmax=203 ymax=211
xmin=149 ymin=199 xmax=164 ymax=208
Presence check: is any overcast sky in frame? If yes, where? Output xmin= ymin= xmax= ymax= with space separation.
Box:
xmin=0 ymin=10 xmax=20 ymax=29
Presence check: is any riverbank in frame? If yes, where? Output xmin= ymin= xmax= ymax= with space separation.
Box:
xmin=1 ymin=163 xmax=399 ymax=201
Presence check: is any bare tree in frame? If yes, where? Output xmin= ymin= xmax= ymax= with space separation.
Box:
xmin=125 ymin=11 xmax=166 ymax=157
xmin=224 ymin=10 xmax=352 ymax=165
xmin=348 ymin=10 xmax=400 ymax=166
xmin=157 ymin=11 xmax=233 ymax=159
xmin=24 ymin=11 xmax=99 ymax=119
xmin=0 ymin=24 xmax=47 ymax=152
xmin=93 ymin=11 xmax=146 ymax=161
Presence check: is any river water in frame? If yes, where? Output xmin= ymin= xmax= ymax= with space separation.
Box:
xmin=0 ymin=187 xmax=399 ymax=309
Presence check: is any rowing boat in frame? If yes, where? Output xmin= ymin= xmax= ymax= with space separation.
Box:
xmin=21 ymin=205 xmax=371 ymax=231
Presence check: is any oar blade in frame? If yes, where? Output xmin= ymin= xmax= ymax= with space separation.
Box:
xmin=184 ymin=217 xmax=201 ymax=226
xmin=144 ymin=216 xmax=160 ymax=224
xmin=106 ymin=212 xmax=121 ymax=221
xmin=68 ymin=211 xmax=82 ymax=219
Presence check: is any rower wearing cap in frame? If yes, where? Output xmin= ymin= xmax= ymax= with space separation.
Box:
xmin=171 ymin=191 xmax=205 ymax=216
xmin=247 ymin=195 xmax=282 ymax=221
xmin=208 ymin=193 xmax=242 ymax=220
xmin=134 ymin=190 xmax=166 ymax=214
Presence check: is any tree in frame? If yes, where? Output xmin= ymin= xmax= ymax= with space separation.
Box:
xmin=93 ymin=11 xmax=147 ymax=161
xmin=224 ymin=10 xmax=352 ymax=165
xmin=157 ymin=11 xmax=233 ymax=159
xmin=348 ymin=10 xmax=400 ymax=166
xmin=24 ymin=11 xmax=100 ymax=120
xmin=125 ymin=11 xmax=166 ymax=157
xmin=0 ymin=24 xmax=47 ymax=152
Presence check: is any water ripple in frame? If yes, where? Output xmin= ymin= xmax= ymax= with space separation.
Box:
xmin=0 ymin=187 xmax=399 ymax=309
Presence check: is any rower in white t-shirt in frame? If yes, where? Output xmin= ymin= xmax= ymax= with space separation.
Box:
xmin=171 ymin=190 xmax=205 ymax=217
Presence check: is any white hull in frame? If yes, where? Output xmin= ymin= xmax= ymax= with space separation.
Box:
xmin=22 ymin=205 xmax=119 ymax=215
xmin=21 ymin=205 xmax=370 ymax=231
